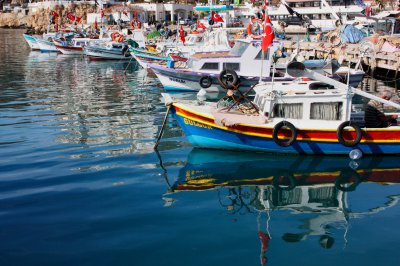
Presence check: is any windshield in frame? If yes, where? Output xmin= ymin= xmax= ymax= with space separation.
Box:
xmin=230 ymin=41 xmax=249 ymax=56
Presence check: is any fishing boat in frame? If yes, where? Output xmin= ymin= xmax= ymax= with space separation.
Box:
xmin=149 ymin=38 xmax=364 ymax=93
xmin=132 ymin=29 xmax=231 ymax=69
xmin=159 ymin=62 xmax=400 ymax=155
xmin=53 ymin=35 xmax=95 ymax=55
xmin=23 ymin=34 xmax=40 ymax=50
xmin=84 ymin=41 xmax=132 ymax=60
xmin=23 ymin=32 xmax=59 ymax=52
xmin=268 ymin=0 xmax=364 ymax=32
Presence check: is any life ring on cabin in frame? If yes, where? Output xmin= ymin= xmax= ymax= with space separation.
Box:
xmin=335 ymin=169 xmax=361 ymax=192
xmin=272 ymin=121 xmax=297 ymax=147
xmin=218 ymin=69 xmax=239 ymax=90
xmin=199 ymin=76 xmax=212 ymax=89
xmin=247 ymin=18 xmax=263 ymax=39
xmin=111 ymin=32 xmax=124 ymax=43
xmin=336 ymin=121 xmax=362 ymax=147
xmin=272 ymin=172 xmax=296 ymax=191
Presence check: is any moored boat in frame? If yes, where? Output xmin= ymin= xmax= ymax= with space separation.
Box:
xmin=54 ymin=37 xmax=93 ymax=55
xmin=150 ymin=39 xmax=364 ymax=93
xmin=84 ymin=41 xmax=132 ymax=60
xmin=23 ymin=34 xmax=40 ymax=50
xmin=159 ymin=62 xmax=400 ymax=155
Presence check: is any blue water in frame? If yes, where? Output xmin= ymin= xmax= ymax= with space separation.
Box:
xmin=1 ymin=29 xmax=400 ymax=266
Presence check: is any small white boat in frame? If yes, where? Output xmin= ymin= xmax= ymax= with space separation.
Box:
xmin=84 ymin=41 xmax=132 ymax=60
xmin=54 ymin=38 xmax=93 ymax=55
xmin=23 ymin=34 xmax=40 ymax=50
xmin=150 ymin=38 xmax=364 ymax=93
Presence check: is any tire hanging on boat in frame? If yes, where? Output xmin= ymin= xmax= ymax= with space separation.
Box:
xmin=199 ymin=76 xmax=212 ymax=89
xmin=336 ymin=121 xmax=362 ymax=147
xmin=272 ymin=121 xmax=297 ymax=147
xmin=218 ymin=69 xmax=239 ymax=90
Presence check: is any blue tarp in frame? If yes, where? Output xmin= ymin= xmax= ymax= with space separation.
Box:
xmin=340 ymin=24 xmax=365 ymax=44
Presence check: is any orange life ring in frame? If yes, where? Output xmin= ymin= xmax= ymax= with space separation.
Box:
xmin=130 ymin=19 xmax=141 ymax=29
xmin=111 ymin=32 xmax=124 ymax=43
xmin=247 ymin=18 xmax=263 ymax=39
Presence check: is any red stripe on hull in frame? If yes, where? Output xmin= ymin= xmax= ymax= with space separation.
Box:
xmin=174 ymin=105 xmax=400 ymax=143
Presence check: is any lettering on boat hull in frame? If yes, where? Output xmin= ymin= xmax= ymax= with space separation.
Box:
xmin=184 ymin=118 xmax=212 ymax=129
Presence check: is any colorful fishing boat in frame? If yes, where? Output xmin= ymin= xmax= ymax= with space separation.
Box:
xmin=159 ymin=62 xmax=400 ymax=155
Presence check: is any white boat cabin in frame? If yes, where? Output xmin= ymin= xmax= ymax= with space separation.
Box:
xmin=252 ymin=80 xmax=352 ymax=129
xmin=185 ymin=39 xmax=281 ymax=77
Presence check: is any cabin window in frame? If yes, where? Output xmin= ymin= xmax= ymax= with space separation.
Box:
xmin=310 ymin=102 xmax=343 ymax=120
xmin=230 ymin=41 xmax=249 ymax=56
xmin=223 ymin=63 xmax=240 ymax=71
xmin=201 ymin=62 xmax=219 ymax=70
xmin=272 ymin=103 xmax=303 ymax=119
xmin=255 ymin=49 xmax=270 ymax=60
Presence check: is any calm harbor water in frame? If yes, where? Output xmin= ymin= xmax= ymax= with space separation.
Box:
xmin=1 ymin=29 xmax=400 ymax=266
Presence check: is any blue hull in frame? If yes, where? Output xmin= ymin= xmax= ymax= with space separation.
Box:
xmin=172 ymin=108 xmax=400 ymax=155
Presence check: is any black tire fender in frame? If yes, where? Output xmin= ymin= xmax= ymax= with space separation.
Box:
xmin=218 ymin=69 xmax=239 ymax=90
xmin=199 ymin=76 xmax=212 ymax=89
xmin=337 ymin=121 xmax=362 ymax=147
xmin=272 ymin=121 xmax=297 ymax=147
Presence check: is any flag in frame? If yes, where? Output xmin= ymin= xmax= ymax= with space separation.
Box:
xmin=261 ymin=15 xmax=274 ymax=52
xmin=66 ymin=12 xmax=81 ymax=23
xmin=94 ymin=20 xmax=98 ymax=30
xmin=262 ymin=0 xmax=269 ymax=9
xmin=179 ymin=25 xmax=185 ymax=44
xmin=211 ymin=11 xmax=224 ymax=22
xmin=101 ymin=9 xmax=104 ymax=18
xmin=197 ymin=20 xmax=206 ymax=29
xmin=51 ymin=11 xmax=59 ymax=17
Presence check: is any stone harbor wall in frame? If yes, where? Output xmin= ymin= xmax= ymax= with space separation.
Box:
xmin=0 ymin=3 xmax=96 ymax=33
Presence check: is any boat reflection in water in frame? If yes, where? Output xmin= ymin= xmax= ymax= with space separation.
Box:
xmin=162 ymin=149 xmax=400 ymax=263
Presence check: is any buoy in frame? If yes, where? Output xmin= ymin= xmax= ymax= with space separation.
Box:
xmin=349 ymin=149 xmax=362 ymax=160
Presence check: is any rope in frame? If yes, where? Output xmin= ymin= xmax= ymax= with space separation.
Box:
xmin=154 ymin=104 xmax=171 ymax=149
